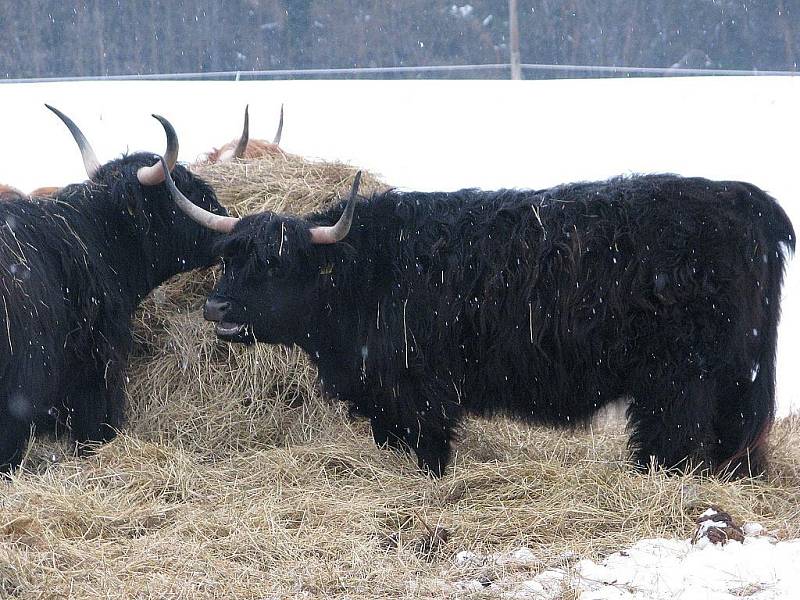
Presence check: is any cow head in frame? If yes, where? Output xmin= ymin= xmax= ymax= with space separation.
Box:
xmin=47 ymin=105 xmax=230 ymax=286
xmin=161 ymin=162 xmax=360 ymax=344
xmin=204 ymin=104 xmax=284 ymax=163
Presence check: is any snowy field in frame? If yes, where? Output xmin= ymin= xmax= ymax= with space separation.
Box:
xmin=1 ymin=77 xmax=800 ymax=599
xmin=452 ymin=526 xmax=800 ymax=599
xmin=1 ymin=76 xmax=799 ymax=416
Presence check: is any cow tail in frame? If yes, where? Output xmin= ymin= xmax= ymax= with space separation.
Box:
xmin=724 ymin=191 xmax=794 ymax=475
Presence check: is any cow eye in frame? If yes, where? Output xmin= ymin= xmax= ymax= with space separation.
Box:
xmin=220 ymin=257 xmax=242 ymax=277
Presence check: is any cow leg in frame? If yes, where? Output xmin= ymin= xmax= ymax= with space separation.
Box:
xmin=389 ymin=379 xmax=460 ymax=478
xmin=0 ymin=410 xmax=32 ymax=473
xmin=1 ymin=364 xmax=54 ymax=472
xmin=627 ymin=375 xmax=718 ymax=473
xmin=709 ymin=371 xmax=768 ymax=478
xmin=360 ymin=394 xmax=407 ymax=451
xmin=409 ymin=422 xmax=453 ymax=478
xmin=370 ymin=414 xmax=410 ymax=453
xmin=68 ymin=363 xmax=125 ymax=449
xmin=346 ymin=388 xmax=410 ymax=453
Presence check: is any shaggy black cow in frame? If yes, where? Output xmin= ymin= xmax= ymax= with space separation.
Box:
xmin=164 ymin=166 xmax=794 ymax=477
xmin=0 ymin=106 xmax=227 ymax=471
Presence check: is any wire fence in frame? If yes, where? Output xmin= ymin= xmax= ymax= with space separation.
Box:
xmin=1 ymin=62 xmax=798 ymax=84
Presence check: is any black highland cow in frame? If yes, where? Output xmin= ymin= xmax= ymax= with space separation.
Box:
xmin=0 ymin=106 xmax=227 ymax=471
xmin=165 ymin=167 xmax=794 ymax=477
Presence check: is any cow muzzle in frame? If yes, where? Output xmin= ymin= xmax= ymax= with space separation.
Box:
xmin=203 ymin=298 xmax=254 ymax=343
xmin=203 ymin=298 xmax=230 ymax=322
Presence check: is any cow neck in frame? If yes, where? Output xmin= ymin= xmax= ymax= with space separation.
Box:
xmin=73 ymin=194 xmax=160 ymax=309
xmin=297 ymin=222 xmax=393 ymax=397
xmin=301 ymin=317 xmax=364 ymax=401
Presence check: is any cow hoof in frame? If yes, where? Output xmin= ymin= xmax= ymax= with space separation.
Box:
xmin=416 ymin=451 xmax=446 ymax=478
xmin=382 ymin=439 xmax=412 ymax=456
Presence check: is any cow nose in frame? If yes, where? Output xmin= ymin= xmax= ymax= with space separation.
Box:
xmin=203 ymin=299 xmax=230 ymax=322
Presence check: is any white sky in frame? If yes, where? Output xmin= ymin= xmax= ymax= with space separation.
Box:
xmin=1 ymin=76 xmax=799 ymax=414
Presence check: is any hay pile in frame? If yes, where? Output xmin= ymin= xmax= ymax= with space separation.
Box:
xmin=2 ymin=152 xmax=799 ymax=599
xmin=126 ymin=152 xmax=388 ymax=455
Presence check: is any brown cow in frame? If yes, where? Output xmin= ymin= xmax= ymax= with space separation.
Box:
xmin=1 ymin=185 xmax=62 ymax=201
xmin=29 ymin=187 xmax=60 ymax=198
xmin=202 ymin=104 xmax=284 ymax=163
xmin=0 ymin=184 xmax=27 ymax=201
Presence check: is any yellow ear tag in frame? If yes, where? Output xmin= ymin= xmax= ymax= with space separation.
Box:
xmin=319 ymin=264 xmax=334 ymax=275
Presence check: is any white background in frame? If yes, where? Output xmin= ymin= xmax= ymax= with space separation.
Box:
xmin=1 ymin=77 xmax=798 ymax=414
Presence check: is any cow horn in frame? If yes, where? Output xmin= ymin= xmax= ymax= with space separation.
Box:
xmin=160 ymin=158 xmax=239 ymax=233
xmin=137 ymin=114 xmax=180 ymax=186
xmin=273 ymin=104 xmax=284 ymax=145
xmin=232 ymin=105 xmax=250 ymax=159
xmin=46 ymin=104 xmax=101 ymax=179
xmin=309 ymin=171 xmax=362 ymax=244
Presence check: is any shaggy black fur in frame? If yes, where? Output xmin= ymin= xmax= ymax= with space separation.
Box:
xmin=207 ymin=174 xmax=794 ymax=477
xmin=0 ymin=153 xmax=226 ymax=470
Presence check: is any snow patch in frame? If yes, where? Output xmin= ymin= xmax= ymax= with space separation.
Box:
xmin=452 ymin=522 xmax=799 ymax=599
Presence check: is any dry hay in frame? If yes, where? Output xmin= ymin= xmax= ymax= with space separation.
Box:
xmin=193 ymin=150 xmax=389 ymax=217
xmin=128 ymin=152 xmax=388 ymax=455
xmin=2 ymin=152 xmax=799 ymax=599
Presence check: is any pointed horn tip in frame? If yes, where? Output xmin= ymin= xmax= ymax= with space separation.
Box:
xmin=150 ymin=115 xmax=179 ymax=169
xmin=44 ymin=104 xmax=68 ymax=120
xmin=44 ymin=103 xmax=66 ymax=118
xmin=46 ymin=103 xmax=101 ymax=179
xmin=151 ymin=114 xmax=177 ymax=140
xmin=151 ymin=114 xmax=171 ymax=128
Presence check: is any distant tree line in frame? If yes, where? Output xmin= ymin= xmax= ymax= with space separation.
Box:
xmin=0 ymin=0 xmax=796 ymax=80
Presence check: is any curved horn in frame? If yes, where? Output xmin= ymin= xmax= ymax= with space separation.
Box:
xmin=160 ymin=158 xmax=239 ymax=234
xmin=232 ymin=105 xmax=250 ymax=159
xmin=273 ymin=104 xmax=284 ymax=145
xmin=137 ymin=114 xmax=180 ymax=186
xmin=45 ymin=104 xmax=101 ymax=179
xmin=309 ymin=171 xmax=362 ymax=245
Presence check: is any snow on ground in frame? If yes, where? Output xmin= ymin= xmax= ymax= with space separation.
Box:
xmin=451 ymin=527 xmax=800 ymax=599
